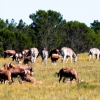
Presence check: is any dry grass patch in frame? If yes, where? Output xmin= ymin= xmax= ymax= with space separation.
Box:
xmin=0 ymin=53 xmax=100 ymax=100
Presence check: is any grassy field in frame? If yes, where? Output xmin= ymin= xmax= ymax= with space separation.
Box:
xmin=0 ymin=53 xmax=100 ymax=100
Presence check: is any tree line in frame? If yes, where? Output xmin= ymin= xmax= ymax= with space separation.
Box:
xmin=0 ymin=10 xmax=100 ymax=56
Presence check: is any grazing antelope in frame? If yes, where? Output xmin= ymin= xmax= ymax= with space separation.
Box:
xmin=61 ymin=47 xmax=78 ymax=63
xmin=22 ymin=49 xmax=29 ymax=58
xmin=23 ymin=56 xmax=32 ymax=64
xmin=57 ymin=67 xmax=79 ymax=83
xmin=3 ymin=50 xmax=16 ymax=60
xmin=88 ymin=48 xmax=100 ymax=61
xmin=13 ymin=52 xmax=23 ymax=63
xmin=40 ymin=48 xmax=48 ymax=64
xmin=28 ymin=48 xmax=39 ymax=64
xmin=3 ymin=62 xmax=26 ymax=83
xmin=4 ymin=62 xmax=33 ymax=83
xmin=0 ymin=69 xmax=12 ymax=84
xmin=4 ymin=62 xmax=33 ymax=76
xmin=49 ymin=48 xmax=61 ymax=65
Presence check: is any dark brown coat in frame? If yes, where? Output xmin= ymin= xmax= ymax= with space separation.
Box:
xmin=0 ymin=69 xmax=12 ymax=84
xmin=49 ymin=48 xmax=60 ymax=63
xmin=57 ymin=68 xmax=78 ymax=83
xmin=23 ymin=56 xmax=32 ymax=64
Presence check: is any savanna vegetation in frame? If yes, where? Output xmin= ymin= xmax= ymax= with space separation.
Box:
xmin=0 ymin=53 xmax=100 ymax=100
xmin=1 ymin=9 xmax=100 ymax=100
xmin=0 ymin=10 xmax=100 ymax=56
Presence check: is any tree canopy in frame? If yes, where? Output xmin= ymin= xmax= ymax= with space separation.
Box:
xmin=0 ymin=10 xmax=100 ymax=56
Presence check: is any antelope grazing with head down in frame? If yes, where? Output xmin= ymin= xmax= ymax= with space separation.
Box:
xmin=22 ymin=49 xmax=29 ymax=58
xmin=40 ymin=48 xmax=48 ymax=64
xmin=57 ymin=67 xmax=79 ymax=83
xmin=4 ymin=62 xmax=27 ymax=83
xmin=13 ymin=52 xmax=23 ymax=63
xmin=0 ymin=69 xmax=12 ymax=84
xmin=3 ymin=50 xmax=16 ymax=60
xmin=88 ymin=48 xmax=100 ymax=61
xmin=4 ymin=62 xmax=33 ymax=76
xmin=27 ymin=48 xmax=39 ymax=64
xmin=61 ymin=47 xmax=78 ymax=63
xmin=49 ymin=48 xmax=61 ymax=65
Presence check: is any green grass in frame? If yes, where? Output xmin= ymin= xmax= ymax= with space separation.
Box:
xmin=0 ymin=53 xmax=100 ymax=100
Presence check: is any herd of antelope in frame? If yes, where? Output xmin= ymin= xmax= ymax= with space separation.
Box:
xmin=0 ymin=47 xmax=100 ymax=84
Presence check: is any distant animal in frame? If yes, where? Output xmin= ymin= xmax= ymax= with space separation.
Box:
xmin=13 ymin=52 xmax=23 ymax=63
xmin=0 ymin=69 xmax=12 ymax=84
xmin=49 ymin=48 xmax=60 ymax=64
xmin=28 ymin=48 xmax=39 ymax=64
xmin=40 ymin=48 xmax=48 ymax=64
xmin=51 ymin=54 xmax=61 ymax=63
xmin=49 ymin=48 xmax=60 ymax=57
xmin=88 ymin=48 xmax=100 ymax=61
xmin=57 ymin=68 xmax=79 ymax=83
xmin=61 ymin=47 xmax=78 ymax=63
xmin=22 ymin=49 xmax=29 ymax=58
xmin=3 ymin=50 xmax=16 ymax=60
xmin=23 ymin=56 xmax=32 ymax=64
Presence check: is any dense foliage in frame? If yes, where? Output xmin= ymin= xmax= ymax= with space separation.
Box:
xmin=0 ymin=10 xmax=100 ymax=56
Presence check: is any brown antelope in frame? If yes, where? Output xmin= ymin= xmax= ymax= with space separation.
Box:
xmin=3 ymin=50 xmax=16 ymax=60
xmin=13 ymin=52 xmax=23 ymax=63
xmin=49 ymin=48 xmax=61 ymax=65
xmin=22 ymin=49 xmax=29 ymax=58
xmin=57 ymin=68 xmax=79 ymax=83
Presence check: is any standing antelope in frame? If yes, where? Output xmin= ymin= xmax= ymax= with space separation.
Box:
xmin=88 ymin=48 xmax=100 ymax=61
xmin=61 ymin=47 xmax=78 ymax=63
xmin=57 ymin=67 xmax=79 ymax=83
xmin=49 ymin=48 xmax=61 ymax=65
xmin=29 ymin=47 xmax=39 ymax=64
xmin=3 ymin=50 xmax=16 ymax=60
xmin=40 ymin=48 xmax=48 ymax=64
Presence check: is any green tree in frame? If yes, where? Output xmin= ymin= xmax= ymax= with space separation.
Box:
xmin=7 ymin=19 xmax=17 ymax=32
xmin=0 ymin=19 xmax=6 ymax=30
xmin=17 ymin=19 xmax=26 ymax=33
xmin=90 ymin=20 xmax=100 ymax=34
xmin=29 ymin=10 xmax=63 ymax=50
xmin=14 ymin=32 xmax=33 ymax=52
xmin=0 ymin=29 xmax=15 ymax=50
xmin=63 ymin=21 xmax=96 ymax=52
